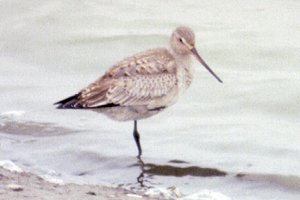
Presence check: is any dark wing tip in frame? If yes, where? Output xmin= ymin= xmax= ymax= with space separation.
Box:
xmin=54 ymin=93 xmax=121 ymax=109
xmin=54 ymin=93 xmax=82 ymax=109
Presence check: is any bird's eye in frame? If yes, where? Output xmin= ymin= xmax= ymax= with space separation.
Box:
xmin=179 ymin=38 xmax=183 ymax=43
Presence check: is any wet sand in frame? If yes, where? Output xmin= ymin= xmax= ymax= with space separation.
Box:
xmin=0 ymin=167 xmax=161 ymax=200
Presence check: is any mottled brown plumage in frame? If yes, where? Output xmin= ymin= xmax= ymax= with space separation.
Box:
xmin=77 ymin=48 xmax=177 ymax=112
xmin=54 ymin=26 xmax=222 ymax=157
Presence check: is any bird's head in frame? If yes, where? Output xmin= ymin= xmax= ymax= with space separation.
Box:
xmin=170 ymin=26 xmax=223 ymax=83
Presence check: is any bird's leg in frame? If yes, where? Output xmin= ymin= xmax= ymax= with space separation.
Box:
xmin=136 ymin=157 xmax=145 ymax=187
xmin=133 ymin=120 xmax=142 ymax=158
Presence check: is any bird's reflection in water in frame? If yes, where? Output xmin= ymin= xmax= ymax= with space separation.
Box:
xmin=133 ymin=158 xmax=227 ymax=187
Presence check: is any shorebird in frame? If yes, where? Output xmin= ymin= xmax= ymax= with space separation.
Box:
xmin=54 ymin=26 xmax=222 ymax=158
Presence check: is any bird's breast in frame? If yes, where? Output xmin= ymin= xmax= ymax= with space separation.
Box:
xmin=175 ymin=55 xmax=194 ymax=94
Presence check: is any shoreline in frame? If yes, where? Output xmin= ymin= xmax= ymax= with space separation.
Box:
xmin=0 ymin=167 xmax=163 ymax=200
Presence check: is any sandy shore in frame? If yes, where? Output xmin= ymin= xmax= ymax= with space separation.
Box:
xmin=0 ymin=167 xmax=163 ymax=200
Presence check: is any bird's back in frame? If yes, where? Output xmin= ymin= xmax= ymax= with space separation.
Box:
xmin=55 ymin=47 xmax=181 ymax=121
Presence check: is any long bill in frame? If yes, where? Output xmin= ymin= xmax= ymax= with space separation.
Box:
xmin=191 ymin=48 xmax=223 ymax=83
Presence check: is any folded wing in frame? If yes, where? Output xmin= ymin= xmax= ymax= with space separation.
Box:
xmin=55 ymin=48 xmax=178 ymax=109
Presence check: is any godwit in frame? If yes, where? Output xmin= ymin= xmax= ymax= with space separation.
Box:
xmin=54 ymin=26 xmax=222 ymax=158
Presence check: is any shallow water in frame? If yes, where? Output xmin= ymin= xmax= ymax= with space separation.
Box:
xmin=1 ymin=0 xmax=300 ymax=199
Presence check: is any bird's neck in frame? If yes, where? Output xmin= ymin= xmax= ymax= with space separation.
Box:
xmin=169 ymin=48 xmax=194 ymax=93
xmin=169 ymin=47 xmax=192 ymax=67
